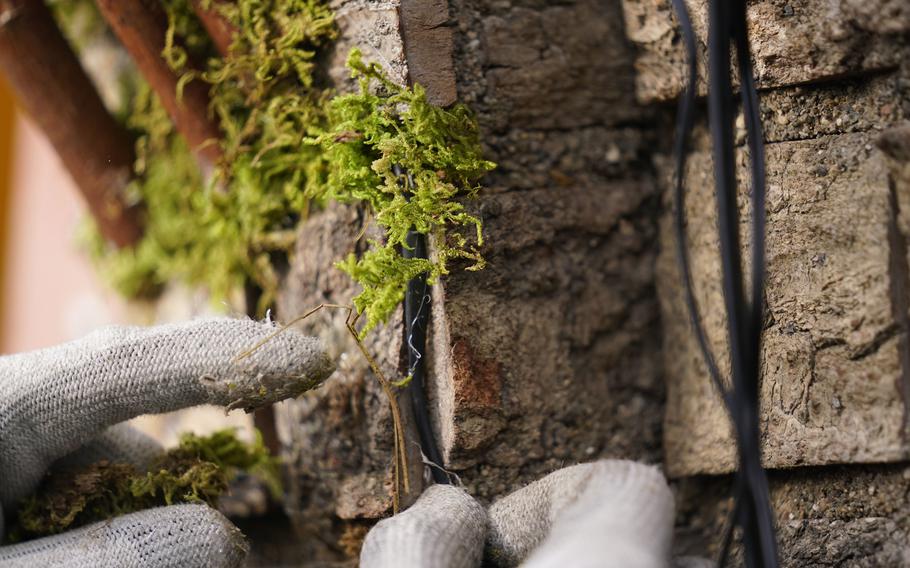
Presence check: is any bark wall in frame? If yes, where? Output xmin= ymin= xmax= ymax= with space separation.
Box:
xmin=272 ymin=0 xmax=910 ymax=566
xmin=624 ymin=0 xmax=910 ymax=564
xmin=273 ymin=0 xmax=663 ymax=564
xmin=428 ymin=0 xmax=662 ymax=497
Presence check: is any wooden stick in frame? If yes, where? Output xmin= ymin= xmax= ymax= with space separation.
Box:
xmin=95 ymin=0 xmax=222 ymax=166
xmin=191 ymin=0 xmax=234 ymax=57
xmin=0 ymin=0 xmax=143 ymax=248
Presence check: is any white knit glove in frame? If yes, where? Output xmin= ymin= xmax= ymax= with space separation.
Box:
xmin=0 ymin=318 xmax=335 ymax=568
xmin=360 ymin=460 xmax=675 ymax=568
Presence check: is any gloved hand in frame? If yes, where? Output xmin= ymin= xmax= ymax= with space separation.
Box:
xmin=0 ymin=318 xmax=335 ymax=568
xmin=360 ymin=460 xmax=675 ymax=568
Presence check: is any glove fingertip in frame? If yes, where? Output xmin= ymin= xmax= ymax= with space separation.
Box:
xmin=201 ymin=319 xmax=337 ymax=412
xmin=361 ymin=485 xmax=487 ymax=568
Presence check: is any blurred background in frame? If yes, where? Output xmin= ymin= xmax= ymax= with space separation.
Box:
xmin=0 ymin=79 xmax=251 ymax=445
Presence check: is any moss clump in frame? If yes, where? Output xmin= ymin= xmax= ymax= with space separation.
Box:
xmin=84 ymin=0 xmax=336 ymax=310
xmin=78 ymin=1 xmax=493 ymax=327
xmin=313 ymin=50 xmax=493 ymax=332
xmin=9 ymin=429 xmax=279 ymax=542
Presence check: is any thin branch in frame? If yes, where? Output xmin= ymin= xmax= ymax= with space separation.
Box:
xmin=235 ymin=303 xmax=411 ymax=512
xmin=191 ymin=0 xmax=234 ymax=57
xmin=95 ymin=0 xmax=222 ymax=166
xmin=0 ymin=0 xmax=143 ymax=247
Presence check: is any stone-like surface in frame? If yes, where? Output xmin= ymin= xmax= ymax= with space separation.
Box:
xmin=428 ymin=0 xmax=664 ymax=501
xmin=275 ymin=203 xmax=435 ymax=563
xmin=282 ymin=0 xmax=666 ymax=533
xmin=327 ymin=0 xmax=407 ymax=90
xmin=674 ymin=464 xmax=910 ymax=566
xmin=398 ymin=0 xmax=457 ymax=106
xmin=621 ymin=0 xmax=909 ymax=103
xmin=757 ymin=74 xmax=907 ymax=144
xmin=460 ymin=0 xmax=649 ymax=134
xmin=275 ymin=204 xmax=420 ymax=565
xmin=659 ymin=129 xmax=908 ymax=476
xmin=272 ymin=3 xmax=423 ymax=564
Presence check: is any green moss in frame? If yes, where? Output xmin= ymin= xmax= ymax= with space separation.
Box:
xmin=9 ymin=429 xmax=279 ymax=542
xmin=83 ymin=0 xmax=335 ymax=311
xmin=80 ymin=1 xmax=493 ymax=327
xmin=314 ymin=50 xmax=494 ymax=332
xmin=47 ymin=0 xmax=109 ymax=52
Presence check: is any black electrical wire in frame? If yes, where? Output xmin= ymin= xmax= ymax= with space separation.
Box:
xmin=669 ymin=0 xmax=777 ymax=566
xmin=395 ymin=165 xmax=451 ymax=486
xmin=402 ymin=230 xmax=451 ymax=485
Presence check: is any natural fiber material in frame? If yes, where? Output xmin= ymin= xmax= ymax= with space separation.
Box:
xmin=0 ymin=504 xmax=247 ymax=567
xmin=53 ymin=424 xmax=163 ymax=472
xmin=360 ymin=484 xmax=486 ymax=568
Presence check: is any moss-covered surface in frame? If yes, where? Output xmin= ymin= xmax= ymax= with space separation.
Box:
xmin=8 ymin=429 xmax=279 ymax=542
xmin=315 ymin=50 xmax=493 ymax=332
xmin=69 ymin=0 xmax=493 ymax=324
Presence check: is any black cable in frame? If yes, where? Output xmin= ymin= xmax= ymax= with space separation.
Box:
xmin=669 ymin=0 xmax=778 ymax=565
xmin=402 ymin=229 xmax=451 ymax=485
xmin=394 ymin=164 xmax=451 ymax=485
xmin=670 ymin=0 xmax=728 ymax=403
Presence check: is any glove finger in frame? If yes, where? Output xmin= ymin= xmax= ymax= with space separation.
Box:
xmin=360 ymin=484 xmax=487 ymax=568
xmin=487 ymin=460 xmax=674 ymax=568
xmin=0 ymin=317 xmax=335 ymax=510
xmin=0 ymin=504 xmax=247 ymax=568
xmin=53 ymin=424 xmax=163 ymax=473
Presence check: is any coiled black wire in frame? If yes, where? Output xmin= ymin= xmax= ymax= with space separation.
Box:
xmin=669 ymin=0 xmax=777 ymax=566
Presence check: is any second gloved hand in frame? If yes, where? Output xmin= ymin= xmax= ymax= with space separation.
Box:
xmin=360 ymin=460 xmax=675 ymax=568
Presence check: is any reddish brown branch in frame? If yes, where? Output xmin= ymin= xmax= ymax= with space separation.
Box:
xmin=191 ymin=0 xmax=234 ymax=58
xmin=95 ymin=0 xmax=222 ymax=166
xmin=0 ymin=0 xmax=143 ymax=247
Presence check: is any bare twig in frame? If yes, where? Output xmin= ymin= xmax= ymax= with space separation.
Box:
xmin=190 ymin=0 xmax=234 ymax=57
xmin=235 ymin=304 xmax=411 ymax=512
xmin=95 ymin=0 xmax=222 ymax=166
xmin=0 ymin=0 xmax=143 ymax=247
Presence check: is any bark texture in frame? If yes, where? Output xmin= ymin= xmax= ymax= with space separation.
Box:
xmin=274 ymin=0 xmax=663 ymax=564
xmin=273 ymin=3 xmax=418 ymax=564
xmin=273 ymin=0 xmax=910 ymax=566
xmin=644 ymin=8 xmax=910 ymax=476
xmin=428 ymin=0 xmax=663 ymax=501
xmin=633 ymin=1 xmax=910 ymax=565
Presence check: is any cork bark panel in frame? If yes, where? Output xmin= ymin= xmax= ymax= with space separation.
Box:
xmin=660 ymin=130 xmax=908 ymax=476
xmin=757 ymin=73 xmax=907 ymax=145
xmin=275 ymin=203 xmax=417 ymax=565
xmin=674 ymin=463 xmax=910 ymax=566
xmin=428 ymin=0 xmax=663 ymax=501
xmin=327 ymin=0 xmax=408 ymax=90
xmin=398 ymin=0 xmax=457 ymax=106
xmin=620 ymin=0 xmax=909 ymax=103
xmin=272 ymin=2 xmax=417 ymax=564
